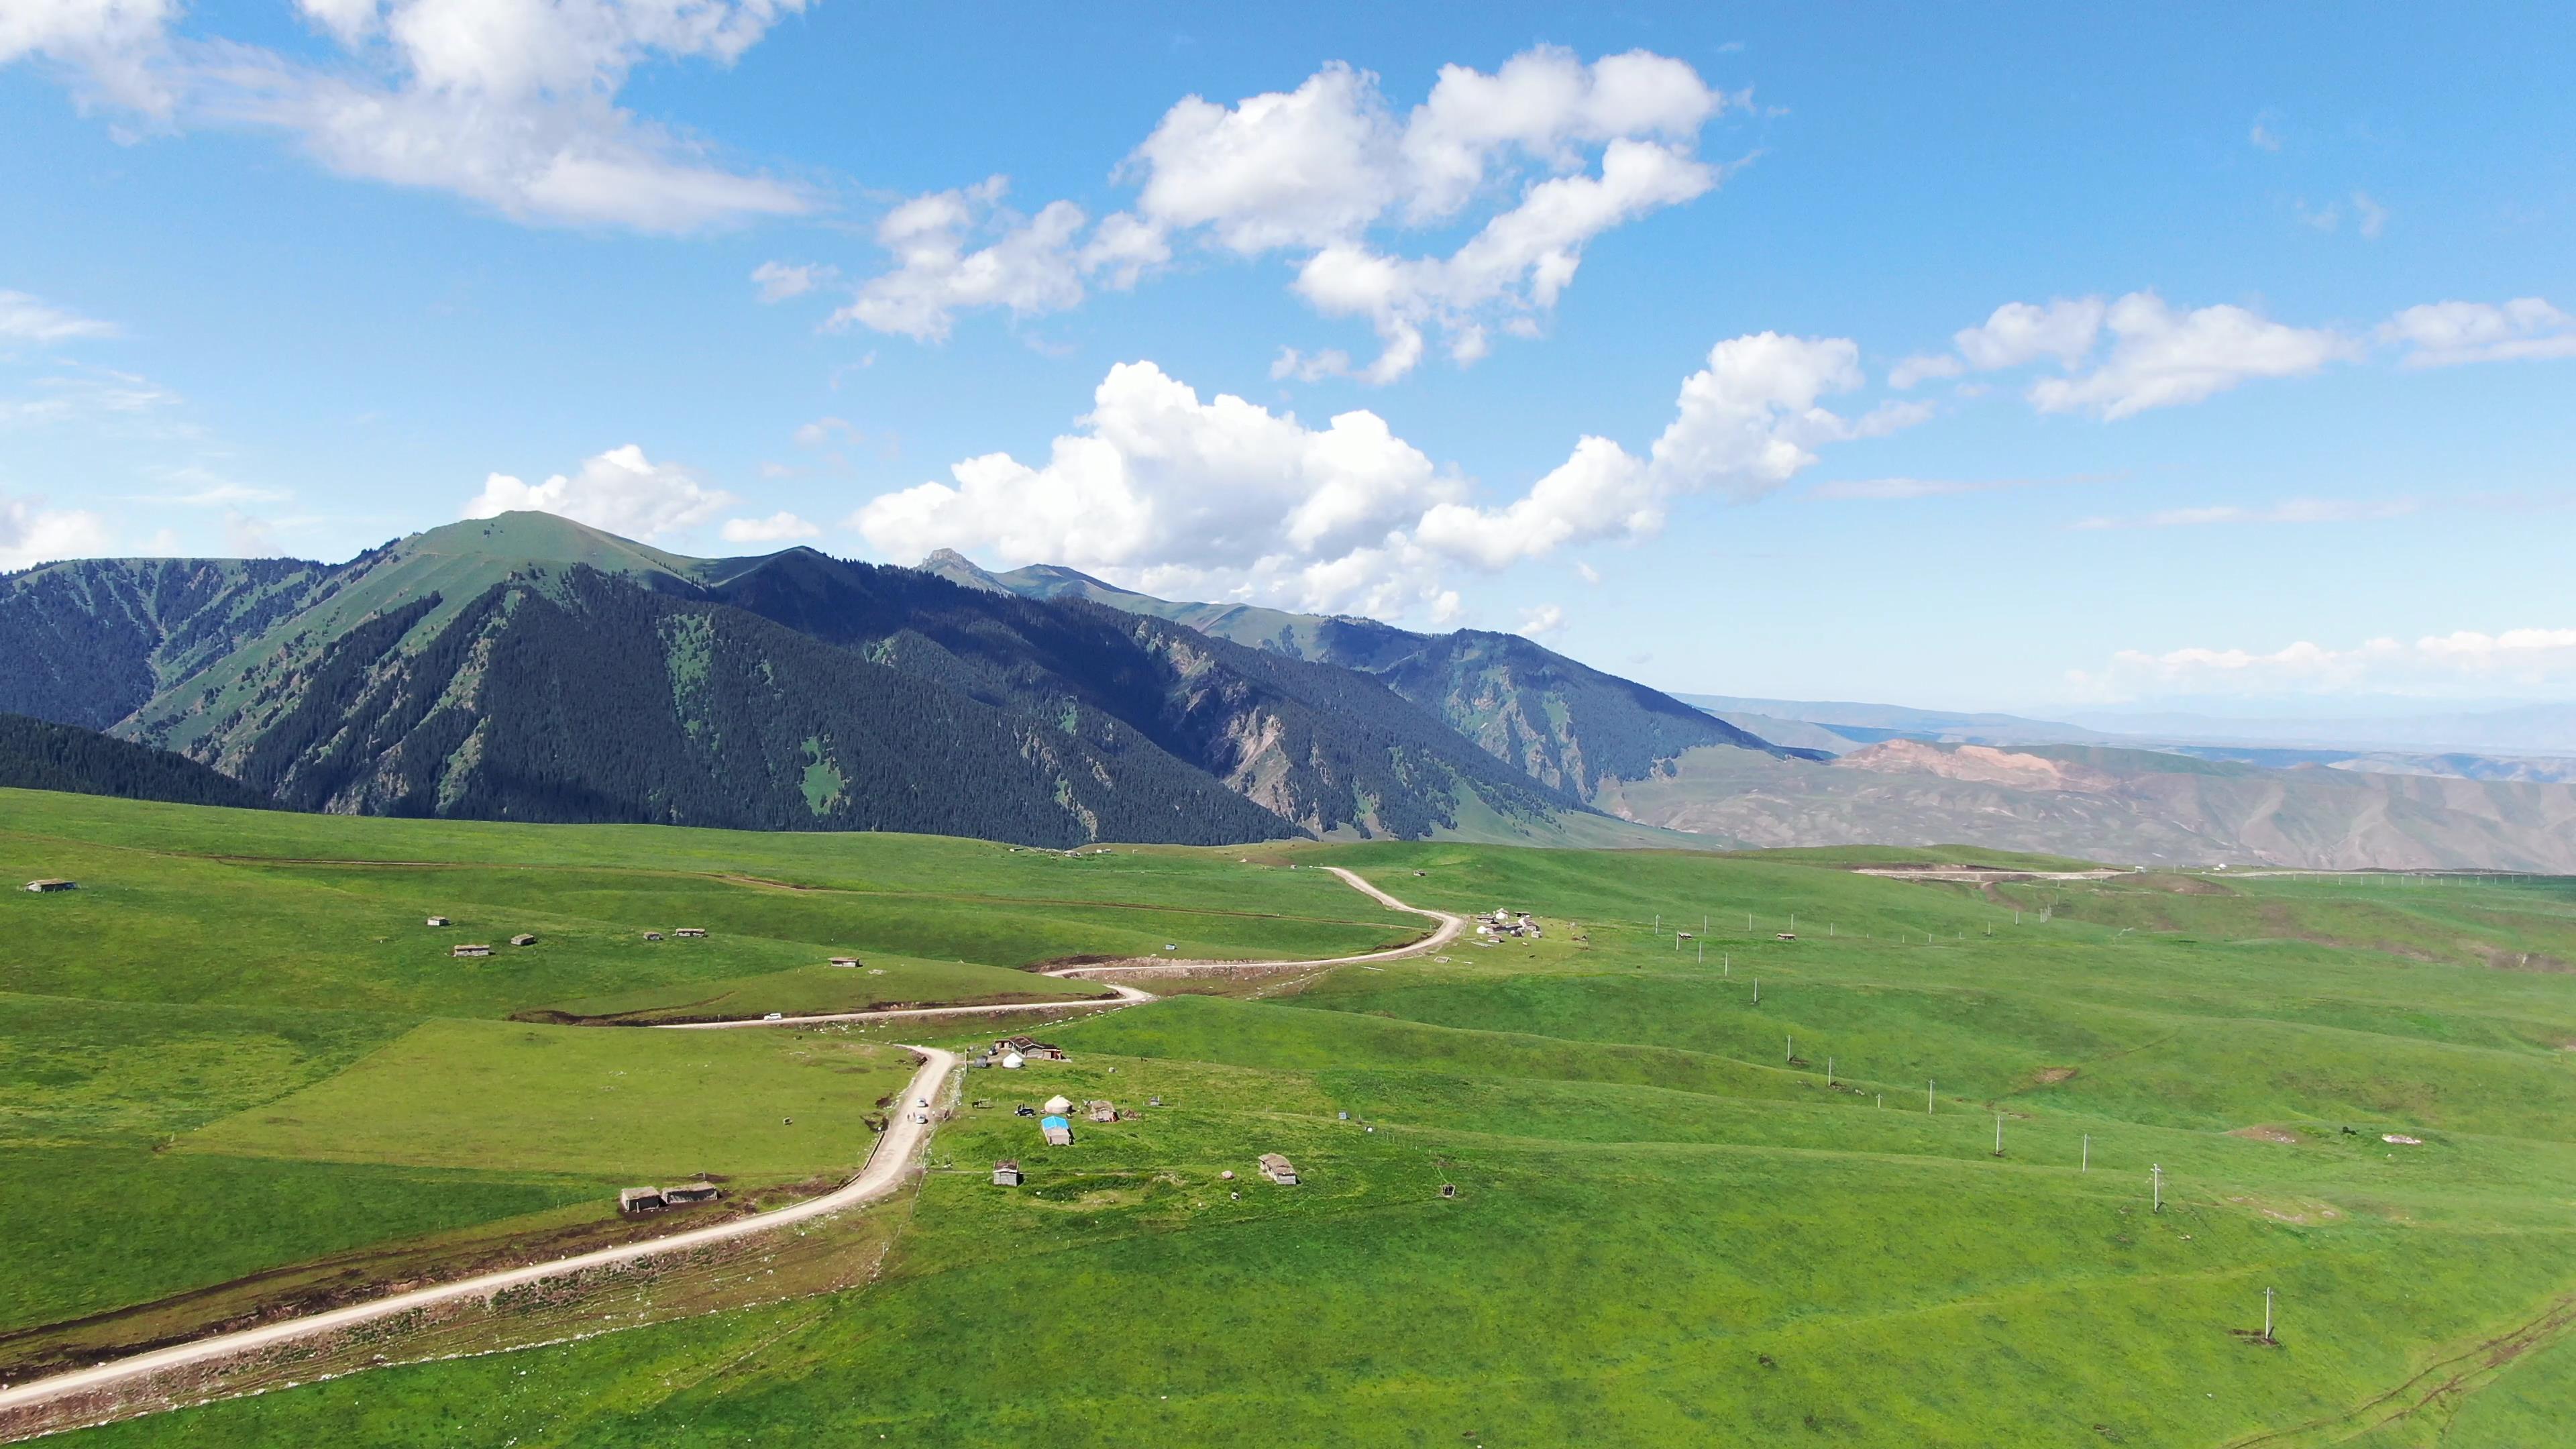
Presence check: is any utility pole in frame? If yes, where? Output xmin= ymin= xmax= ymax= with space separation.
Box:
xmin=2151 ymin=1163 xmax=2164 ymax=1213
xmin=1723 ymin=953 xmax=1729 ymax=977
xmin=1827 ymin=1056 xmax=1835 ymax=1086
xmin=1994 ymin=1114 xmax=2005 ymax=1157
xmin=2263 ymin=1287 xmax=2276 ymax=1342
xmin=1928 ymin=1080 xmax=1935 ymax=1114
xmin=1786 ymin=1034 xmax=1794 ymax=1063
xmin=2082 ymin=1133 xmax=2090 ymax=1173
xmin=1752 ymin=979 xmax=1760 ymax=1004
xmin=1698 ymin=939 xmax=1704 ymax=962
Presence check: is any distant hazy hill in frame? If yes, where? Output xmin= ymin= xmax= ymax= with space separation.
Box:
xmin=924 ymin=551 xmax=1809 ymax=798
xmin=1600 ymin=737 xmax=2576 ymax=870
xmin=0 ymin=712 xmax=276 ymax=811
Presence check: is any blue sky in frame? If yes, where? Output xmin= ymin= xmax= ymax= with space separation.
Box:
xmin=2 ymin=2 xmax=2571 ymax=711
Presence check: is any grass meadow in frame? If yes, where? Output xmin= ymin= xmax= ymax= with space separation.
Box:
xmin=9 ymin=794 xmax=2576 ymax=1444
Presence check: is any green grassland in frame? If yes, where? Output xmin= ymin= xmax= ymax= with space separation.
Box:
xmin=0 ymin=788 xmax=1419 ymax=1370
xmin=17 ymin=802 xmax=2576 ymax=1445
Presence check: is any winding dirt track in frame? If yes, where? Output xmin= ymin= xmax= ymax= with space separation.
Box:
xmin=0 ymin=867 xmax=1460 ymax=1418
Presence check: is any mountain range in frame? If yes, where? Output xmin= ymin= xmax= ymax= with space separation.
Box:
xmin=19 ymin=513 xmax=2576 ymax=869
xmin=0 ymin=513 xmax=1788 ymax=849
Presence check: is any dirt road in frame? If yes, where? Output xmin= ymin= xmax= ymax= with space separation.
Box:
xmin=0 ymin=1046 xmax=960 ymax=1417
xmin=1046 ymin=866 xmax=1464 ymax=977
xmin=0 ymin=865 xmax=1459 ymax=1419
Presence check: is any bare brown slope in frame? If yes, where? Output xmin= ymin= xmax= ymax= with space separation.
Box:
xmin=1600 ymin=741 xmax=2576 ymax=870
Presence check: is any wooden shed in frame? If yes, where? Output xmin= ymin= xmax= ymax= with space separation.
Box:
xmin=1258 ymin=1153 xmax=1299 ymax=1185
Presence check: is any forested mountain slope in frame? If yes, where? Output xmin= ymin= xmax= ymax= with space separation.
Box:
xmin=0 ymin=557 xmax=333 ymax=729
xmin=5 ymin=515 xmax=1595 ymax=847
xmin=205 ymin=566 xmax=1292 ymax=845
xmin=922 ymin=551 xmax=1803 ymax=798
xmin=0 ymin=712 xmax=278 ymax=810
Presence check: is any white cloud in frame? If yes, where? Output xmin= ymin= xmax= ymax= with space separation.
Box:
xmin=1573 ymin=560 xmax=1600 ymax=585
xmin=2379 ymin=297 xmax=2576 ymax=368
xmin=752 ymin=261 xmax=835 ymax=303
xmin=1517 ymin=602 xmax=1565 ymax=637
xmin=827 ymin=178 xmax=1091 ymax=341
xmin=720 ymin=511 xmax=820 ymax=543
xmin=0 ymin=494 xmax=116 ymax=570
xmin=0 ymin=289 xmax=119 ymax=342
xmin=793 ymin=415 xmax=855 ymax=447
xmin=2070 ymin=497 xmax=2418 ymax=530
xmin=464 ymin=443 xmax=733 ymax=539
xmin=1811 ymin=474 xmax=2101 ymax=502
xmin=1415 ymin=333 xmax=1874 ymax=567
xmin=2248 ymin=119 xmax=2281 ymax=152
xmin=2026 ymin=293 xmax=2355 ymax=419
xmin=7 ymin=0 xmax=810 ymax=231
xmin=0 ymin=0 xmax=177 ymax=111
xmin=1952 ymin=297 xmax=2108 ymax=372
xmin=854 ymin=332 xmax=1889 ymax=621
xmin=2351 ymin=190 xmax=2388 ymax=239
xmin=1886 ymin=354 xmax=1963 ymax=389
xmin=2071 ymin=627 xmax=2576 ymax=700
xmin=853 ymin=360 xmax=1463 ymax=614
xmin=823 ymin=47 xmax=1732 ymax=378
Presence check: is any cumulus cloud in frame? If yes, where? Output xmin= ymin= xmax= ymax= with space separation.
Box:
xmin=752 ymin=262 xmax=835 ymax=303
xmin=0 ymin=289 xmax=119 ymax=342
xmin=1898 ymin=292 xmax=2355 ymax=419
xmin=853 ymin=360 xmax=1464 ymax=614
xmin=2070 ymin=628 xmax=2576 ymax=700
xmin=464 ymin=443 xmax=733 ymax=539
xmin=5 ymin=0 xmax=810 ymax=231
xmin=1517 ymin=602 xmax=1565 ymax=637
xmin=1415 ymin=333 xmax=1876 ymax=567
xmin=826 ymin=178 xmax=1090 ymax=341
xmin=2379 ymin=297 xmax=2576 ymax=368
xmin=0 ymin=494 xmax=115 ymax=571
xmin=719 ymin=510 xmax=820 ymax=543
xmin=2031 ymin=294 xmax=2357 ymax=418
xmin=853 ymin=331 xmax=1888 ymax=621
xmin=820 ymin=46 xmax=1733 ymax=378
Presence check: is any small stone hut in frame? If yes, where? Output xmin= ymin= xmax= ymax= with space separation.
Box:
xmin=25 ymin=879 xmax=78 ymax=893
xmin=661 ymin=1181 xmax=720 ymax=1205
xmin=452 ymin=943 xmax=492 ymax=959
xmin=992 ymin=1160 xmax=1023 ymax=1186
xmin=511 ymin=933 xmax=537 ymax=947
xmin=674 ymin=927 xmax=708 ymax=938
xmin=618 ymin=1187 xmax=665 ymax=1214
xmin=1258 ymin=1153 xmax=1299 ymax=1185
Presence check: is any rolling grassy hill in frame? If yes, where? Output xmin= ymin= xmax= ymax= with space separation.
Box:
xmin=9 ymin=794 xmax=2576 ymax=1445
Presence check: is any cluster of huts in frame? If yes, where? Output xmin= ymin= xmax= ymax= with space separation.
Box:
xmin=429 ymin=915 xmax=545 ymax=957
xmin=1476 ymin=910 xmax=1542 ymax=939
xmin=977 ymin=1036 xmax=1069 ymax=1069
xmin=987 ymin=1089 xmax=1299 ymax=1191
xmin=641 ymin=928 xmax=708 ymax=942
xmin=617 ymin=1180 xmax=722 ymax=1214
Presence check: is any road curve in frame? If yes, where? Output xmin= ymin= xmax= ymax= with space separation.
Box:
xmin=0 ymin=1049 xmax=959 ymax=1417
xmin=655 ymin=981 xmax=1157 ymax=1031
xmin=0 ymin=866 xmax=1457 ymax=1419
xmin=1048 ymin=866 xmax=1464 ymax=976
